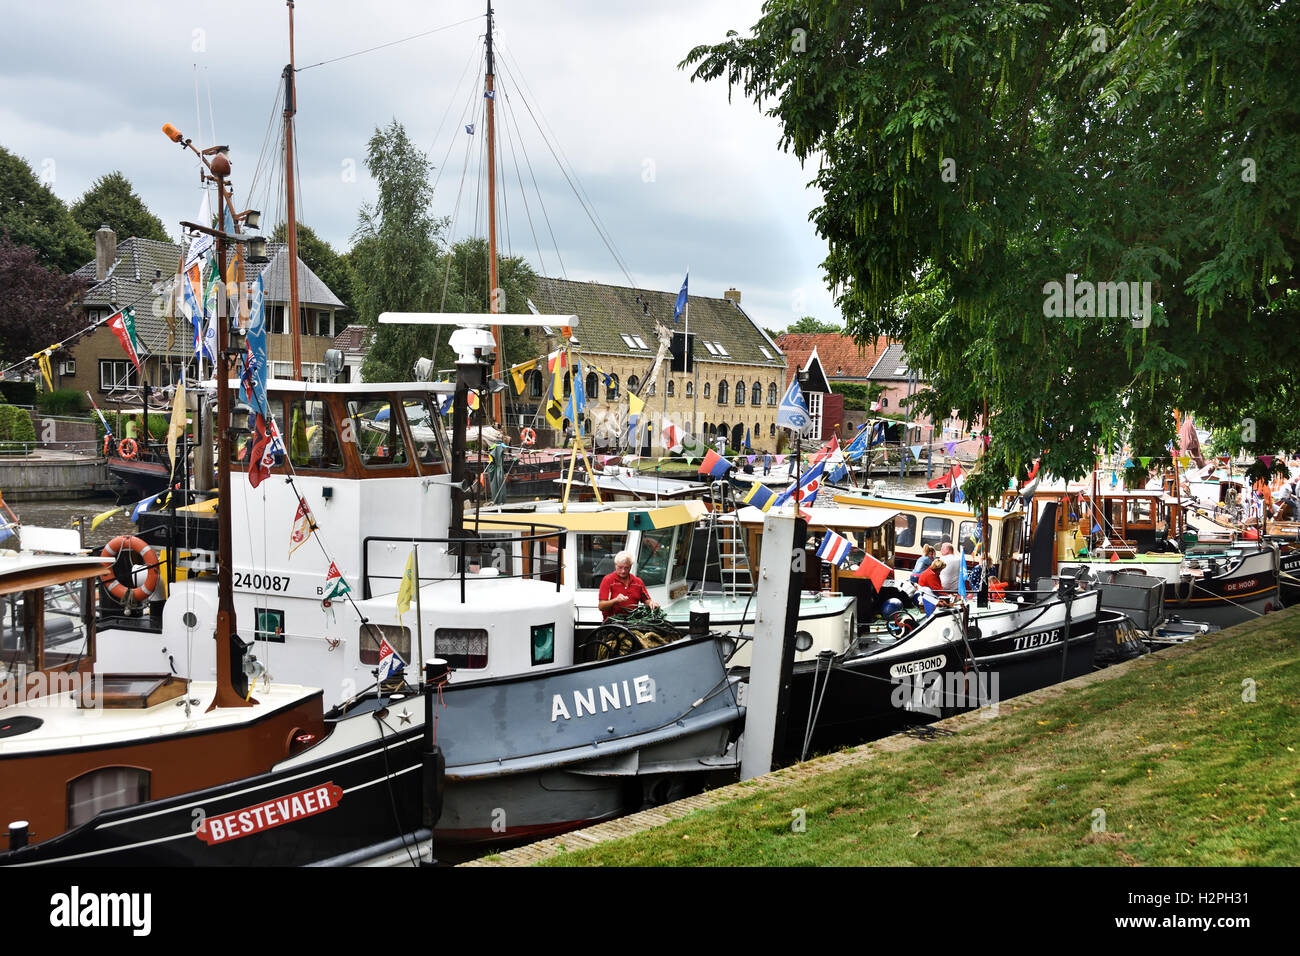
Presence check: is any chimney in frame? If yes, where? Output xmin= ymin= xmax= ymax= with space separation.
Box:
xmin=723 ymin=287 xmax=741 ymax=306
xmin=94 ymin=224 xmax=116 ymax=281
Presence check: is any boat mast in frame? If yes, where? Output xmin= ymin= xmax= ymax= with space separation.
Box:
xmin=485 ymin=1 xmax=504 ymax=426
xmin=283 ymin=0 xmax=303 ymax=381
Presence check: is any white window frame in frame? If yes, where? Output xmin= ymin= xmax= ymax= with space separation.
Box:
xmin=99 ymin=359 xmax=137 ymax=392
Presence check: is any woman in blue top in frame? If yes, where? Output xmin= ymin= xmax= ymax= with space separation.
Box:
xmin=909 ymin=544 xmax=936 ymax=584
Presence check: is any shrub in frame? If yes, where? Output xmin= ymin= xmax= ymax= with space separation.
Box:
xmin=34 ymin=388 xmax=87 ymax=416
xmin=0 ymin=381 xmax=37 ymax=406
xmin=0 ymin=404 xmax=36 ymax=453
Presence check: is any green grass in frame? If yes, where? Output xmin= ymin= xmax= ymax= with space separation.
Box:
xmin=633 ymin=458 xmax=707 ymax=475
xmin=540 ymin=608 xmax=1300 ymax=866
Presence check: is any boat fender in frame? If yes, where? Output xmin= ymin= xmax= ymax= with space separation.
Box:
xmin=99 ymin=535 xmax=160 ymax=604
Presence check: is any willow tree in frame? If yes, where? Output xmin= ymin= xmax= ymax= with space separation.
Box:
xmin=683 ymin=0 xmax=1300 ymax=497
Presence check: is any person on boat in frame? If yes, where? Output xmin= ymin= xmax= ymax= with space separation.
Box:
xmin=916 ymin=559 xmax=944 ymax=593
xmin=597 ymin=551 xmax=659 ymax=620
xmin=762 ymin=452 xmax=773 ymax=476
xmin=909 ymin=544 xmax=936 ymax=583
xmin=938 ymin=542 xmax=961 ymax=592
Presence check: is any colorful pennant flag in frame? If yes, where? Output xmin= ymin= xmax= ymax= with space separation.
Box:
xmin=288 ymin=497 xmax=314 ymax=557
xmin=323 ymin=562 xmax=351 ymax=600
xmin=673 ymin=272 xmax=689 ymax=324
xmin=90 ymin=506 xmax=123 ymax=532
xmin=396 ymin=549 xmax=416 ymax=618
xmin=854 ymin=551 xmax=893 ymax=591
xmin=106 ymin=308 xmax=148 ymax=372
xmin=815 ymin=529 xmax=853 ymax=567
xmin=376 ymin=635 xmax=407 ymax=680
xmin=740 ymin=480 xmax=776 ymax=512
xmin=776 ymin=379 xmax=812 ymax=434
xmin=774 ymin=459 xmax=825 ymax=508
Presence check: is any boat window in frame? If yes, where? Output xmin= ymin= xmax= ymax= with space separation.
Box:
xmin=412 ymin=395 xmax=450 ymax=473
xmin=284 ymin=397 xmax=345 ymax=471
xmin=360 ymin=624 xmax=410 ymax=665
xmin=636 ymin=527 xmax=676 ymax=587
xmin=894 ymin=514 xmax=917 ymax=548
xmin=1 ymin=590 xmax=39 ymax=685
xmin=41 ymin=579 xmax=91 ymax=670
xmin=1126 ymin=498 xmax=1153 ymax=527
xmin=67 ymin=767 xmax=151 ymax=828
xmin=347 ymin=397 xmax=409 ymax=468
xmin=576 ymin=533 xmax=629 ymax=588
xmin=531 ymin=623 xmax=555 ymax=666
xmin=254 ymin=608 xmax=285 ymax=643
xmin=672 ymin=521 xmax=693 ymax=582
xmin=436 ymin=627 xmax=488 ymax=669
xmin=921 ymin=517 xmax=953 ymax=548
xmin=958 ymin=521 xmax=979 ymax=554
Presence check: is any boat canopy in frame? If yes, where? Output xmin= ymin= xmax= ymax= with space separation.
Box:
xmin=476 ymin=500 xmax=706 ymax=533
xmin=735 ymin=504 xmax=900 ymax=530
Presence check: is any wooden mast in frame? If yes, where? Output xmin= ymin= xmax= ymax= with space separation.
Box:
xmin=485 ymin=1 xmax=504 ymax=426
xmin=209 ymin=153 xmax=254 ymax=710
xmin=284 ymin=0 xmax=303 ymax=380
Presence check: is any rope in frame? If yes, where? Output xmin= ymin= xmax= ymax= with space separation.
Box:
xmin=295 ymin=15 xmax=480 ymax=72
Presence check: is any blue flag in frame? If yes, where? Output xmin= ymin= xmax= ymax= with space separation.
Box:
xmin=777 ymin=379 xmax=812 ymax=434
xmin=239 ymin=271 xmax=268 ymax=412
xmin=774 ymin=459 xmax=825 ymax=507
xmin=131 ymin=493 xmax=160 ymax=522
xmin=565 ymin=358 xmax=586 ymax=432
xmin=673 ymin=272 xmax=688 ymax=324
xmin=842 ymin=424 xmax=870 ymax=461
xmin=957 ymin=548 xmax=967 ymax=600
xmin=739 ymin=480 xmax=776 ymax=512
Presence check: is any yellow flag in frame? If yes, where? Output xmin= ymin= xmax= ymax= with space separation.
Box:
xmin=544 ymin=352 xmax=567 ymax=429
xmin=38 ymin=351 xmax=54 ymax=390
xmin=90 ymin=507 xmax=123 ymax=532
xmin=628 ymin=391 xmax=645 ymax=416
xmin=395 ymin=549 xmax=416 ymax=619
xmin=167 ymin=379 xmax=187 ymax=477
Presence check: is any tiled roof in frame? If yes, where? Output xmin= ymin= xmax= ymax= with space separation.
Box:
xmin=332 ymin=324 xmax=370 ymax=352
xmin=529 ymin=276 xmax=785 ymax=369
xmin=867 ymin=342 xmax=914 ymax=381
xmin=73 ymin=236 xmax=343 ymax=354
xmin=776 ymin=332 xmax=890 ymax=385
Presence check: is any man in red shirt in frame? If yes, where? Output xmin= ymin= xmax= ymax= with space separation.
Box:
xmin=598 ymin=551 xmax=659 ymax=620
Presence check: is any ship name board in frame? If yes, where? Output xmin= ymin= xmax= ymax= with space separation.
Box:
xmin=1012 ymin=628 xmax=1062 ymax=652
xmin=552 ymin=675 xmax=655 ymax=722
xmin=889 ymin=655 xmax=947 ymax=678
xmin=1223 ymin=578 xmax=1259 ymax=593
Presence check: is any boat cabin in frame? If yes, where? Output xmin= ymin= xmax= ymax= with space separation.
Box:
xmin=833 ymin=491 xmax=1026 ymax=586
xmin=1012 ymin=485 xmax=1187 ymax=563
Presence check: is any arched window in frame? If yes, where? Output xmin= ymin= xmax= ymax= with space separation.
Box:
xmin=735 ymin=380 xmax=746 ymax=406
xmin=718 ymin=381 xmax=729 ymax=404
xmin=685 ymin=381 xmax=694 ymax=398
xmin=767 ymin=383 xmax=778 ymax=405
xmin=667 ymin=380 xmax=675 ymax=397
xmin=703 ymin=382 xmax=711 ymax=399
xmin=650 ymin=382 xmax=657 ymax=397
xmin=628 ymin=375 xmax=640 ymax=394
xmin=608 ymin=375 xmax=620 ymax=401
xmin=563 ymin=371 xmax=571 ymax=398
xmin=703 ymin=422 xmax=713 ymax=438
xmin=770 ymin=423 xmax=776 ymax=437
xmin=880 ymin=397 xmax=888 ymax=408
xmin=528 ymin=370 xmax=544 ymax=399
xmin=585 ymin=371 xmax=599 ymax=400
xmin=752 ymin=382 xmax=763 ymax=405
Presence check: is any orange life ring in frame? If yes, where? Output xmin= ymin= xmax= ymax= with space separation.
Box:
xmin=103 ymin=435 xmax=111 ymax=455
xmin=520 ymin=427 xmax=537 ymax=446
xmin=99 ymin=535 xmax=160 ymax=604
xmin=119 ymin=438 xmax=139 ymax=460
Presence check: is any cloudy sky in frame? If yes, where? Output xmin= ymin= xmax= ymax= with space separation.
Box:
xmin=1 ymin=0 xmax=843 ymax=330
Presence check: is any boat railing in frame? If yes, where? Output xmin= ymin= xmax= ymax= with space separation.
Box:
xmin=361 ymin=522 xmax=568 ymax=604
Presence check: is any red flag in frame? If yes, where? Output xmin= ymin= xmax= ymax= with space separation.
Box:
xmin=1109 ymin=551 xmax=1119 ymax=563
xmin=854 ymin=551 xmax=893 ymax=591
xmin=248 ymin=414 xmax=276 ymax=488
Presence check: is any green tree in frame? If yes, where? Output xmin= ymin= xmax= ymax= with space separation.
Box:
xmin=785 ymin=316 xmax=843 ymax=334
xmin=271 ymin=221 xmax=354 ymax=320
xmin=0 ymin=146 xmax=93 ymax=273
xmin=0 ymin=237 xmax=88 ymax=366
xmin=351 ymin=121 xmax=444 ymax=382
xmin=683 ymin=0 xmax=1300 ymax=505
xmin=70 ymin=171 xmax=169 ymax=244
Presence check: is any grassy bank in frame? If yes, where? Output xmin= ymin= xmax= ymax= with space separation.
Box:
xmin=539 ymin=608 xmax=1300 ymax=866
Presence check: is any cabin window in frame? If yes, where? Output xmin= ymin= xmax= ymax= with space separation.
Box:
xmin=636 ymin=528 xmax=676 ymax=587
xmin=1 ymin=589 xmax=40 ymax=682
xmin=1126 ymin=498 xmax=1153 ymax=527
xmin=41 ymin=579 xmax=91 ymax=670
xmin=284 ymin=398 xmax=345 ymax=470
xmin=254 ymin=608 xmax=285 ymax=643
xmin=894 ymin=514 xmax=917 ymax=548
xmin=347 ymin=397 xmax=409 ymax=468
xmin=436 ymin=628 xmax=488 ymax=669
xmin=921 ymin=517 xmax=953 ymax=549
xmin=531 ymin=623 xmax=555 ymax=666
xmin=67 ymin=767 xmax=151 ymax=828
xmin=958 ymin=521 xmax=980 ymax=555
xmin=412 ymin=395 xmax=450 ymax=472
xmin=360 ymin=624 xmax=410 ymax=665
xmin=576 ymin=533 xmax=628 ymax=588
